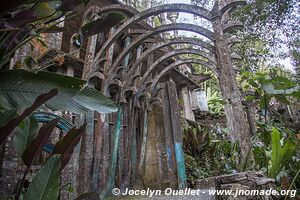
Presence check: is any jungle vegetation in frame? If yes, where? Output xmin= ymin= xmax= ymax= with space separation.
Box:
xmin=0 ymin=0 xmax=299 ymax=199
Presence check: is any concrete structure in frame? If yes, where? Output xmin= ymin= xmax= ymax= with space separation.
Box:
xmin=0 ymin=0 xmax=250 ymax=199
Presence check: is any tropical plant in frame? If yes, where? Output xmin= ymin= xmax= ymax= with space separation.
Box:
xmin=241 ymin=68 xmax=300 ymax=195
xmin=268 ymin=128 xmax=298 ymax=178
xmin=0 ymin=0 xmax=93 ymax=69
xmin=0 ymin=0 xmax=129 ymax=71
xmin=0 ymin=89 xmax=58 ymax=144
xmin=182 ymin=122 xmax=209 ymax=156
xmin=0 ymin=67 xmax=117 ymax=199
xmin=0 ymin=69 xmax=117 ymax=114
xmin=184 ymin=124 xmax=241 ymax=187
xmin=207 ymin=91 xmax=225 ymax=114
xmin=0 ymin=69 xmax=117 ymax=147
xmin=14 ymin=114 xmax=86 ymax=200
xmin=0 ymin=1 xmax=125 ymax=199
xmin=23 ymin=155 xmax=61 ymax=200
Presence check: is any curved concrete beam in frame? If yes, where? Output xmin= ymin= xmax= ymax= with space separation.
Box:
xmin=150 ymin=58 xmax=215 ymax=89
xmin=220 ymin=0 xmax=247 ymax=15
xmin=141 ymin=48 xmax=216 ymax=85
xmin=108 ymin=23 xmax=214 ymax=79
xmin=222 ymin=20 xmax=243 ymax=33
xmin=126 ymin=37 xmax=215 ymax=77
xmin=227 ymin=36 xmax=241 ymax=45
xmin=96 ymin=4 xmax=139 ymax=17
xmin=82 ymin=4 xmax=138 ymax=23
xmin=93 ymin=4 xmax=212 ymax=65
xmin=87 ymin=71 xmax=105 ymax=86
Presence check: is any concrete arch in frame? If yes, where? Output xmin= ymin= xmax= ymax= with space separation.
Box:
xmin=107 ymin=23 xmax=214 ymax=79
xmin=140 ymin=48 xmax=216 ymax=85
xmin=150 ymin=58 xmax=215 ymax=90
xmin=222 ymin=20 xmax=243 ymax=33
xmin=220 ymin=0 xmax=247 ymax=15
xmin=82 ymin=4 xmax=138 ymax=25
xmin=126 ymin=37 xmax=215 ymax=77
xmin=93 ymin=4 xmax=213 ymax=64
xmin=81 ymin=5 xmax=100 ymax=24
xmin=94 ymin=4 xmax=139 ymax=18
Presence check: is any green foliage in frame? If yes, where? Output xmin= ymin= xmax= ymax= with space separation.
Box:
xmin=240 ymin=68 xmax=299 ymax=111
xmin=24 ymin=155 xmax=61 ymax=200
xmin=192 ymin=0 xmax=300 ymax=193
xmin=0 ymin=70 xmax=117 ymax=114
xmin=236 ymin=0 xmax=296 ymax=28
xmin=291 ymin=38 xmax=300 ymax=85
xmin=207 ymin=91 xmax=225 ymax=114
xmin=233 ymin=0 xmax=300 ymax=68
xmin=268 ymin=128 xmax=298 ymax=178
xmin=0 ymin=89 xmax=57 ymax=144
xmin=286 ymin=151 xmax=300 ymax=190
xmin=0 ymin=0 xmax=90 ymax=69
xmin=12 ymin=114 xmax=86 ymax=199
xmin=0 ymin=108 xmax=17 ymax=127
xmin=253 ymin=121 xmax=300 ymax=191
xmin=233 ymin=36 xmax=270 ymax=72
xmin=184 ymin=125 xmax=240 ymax=187
xmin=183 ymin=124 xmax=208 ymax=156
xmin=14 ymin=115 xmax=39 ymax=157
xmin=185 ymin=154 xmax=210 ymax=187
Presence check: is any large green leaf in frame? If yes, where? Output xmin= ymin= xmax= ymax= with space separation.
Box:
xmin=33 ymin=2 xmax=56 ymax=18
xmin=0 ymin=89 xmax=58 ymax=144
xmin=0 ymin=70 xmax=117 ymax=114
xmin=262 ymin=83 xmax=299 ymax=95
xmin=0 ymin=108 xmax=18 ymax=127
xmin=14 ymin=115 xmax=38 ymax=156
xmin=24 ymin=155 xmax=61 ymax=200
xmin=268 ymin=128 xmax=298 ymax=178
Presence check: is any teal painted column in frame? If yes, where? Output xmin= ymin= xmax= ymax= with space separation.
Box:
xmin=99 ymin=105 xmax=123 ymax=198
xmin=166 ymin=81 xmax=187 ymax=189
xmin=100 ymin=35 xmax=131 ymax=198
xmin=174 ymin=142 xmax=187 ymax=189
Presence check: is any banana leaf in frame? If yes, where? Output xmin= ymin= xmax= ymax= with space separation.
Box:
xmin=14 ymin=115 xmax=39 ymax=156
xmin=24 ymin=155 xmax=61 ymax=200
xmin=0 ymin=89 xmax=58 ymax=144
xmin=0 ymin=69 xmax=117 ymax=114
xmin=0 ymin=108 xmax=18 ymax=127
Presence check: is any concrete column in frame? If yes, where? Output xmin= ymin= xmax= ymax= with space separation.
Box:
xmin=181 ymin=87 xmax=195 ymax=121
